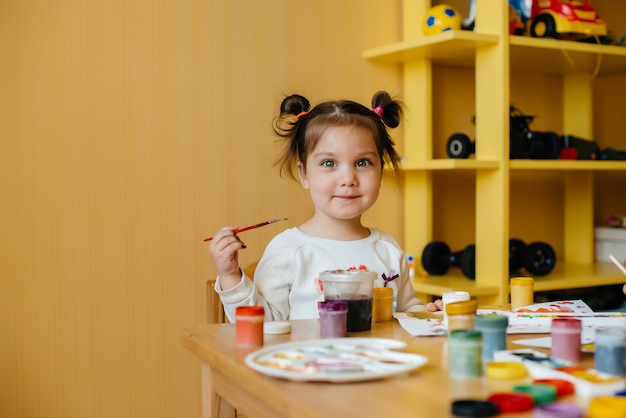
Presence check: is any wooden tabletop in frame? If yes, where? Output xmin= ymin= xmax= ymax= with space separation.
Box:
xmin=181 ymin=319 xmax=596 ymax=418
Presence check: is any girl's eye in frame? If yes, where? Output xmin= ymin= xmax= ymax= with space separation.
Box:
xmin=356 ymin=159 xmax=373 ymax=168
xmin=321 ymin=160 xmax=336 ymax=168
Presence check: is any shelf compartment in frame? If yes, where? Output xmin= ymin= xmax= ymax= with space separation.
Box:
xmin=401 ymin=159 xmax=499 ymax=171
xmin=363 ymin=30 xmax=499 ymax=67
xmin=510 ymin=36 xmax=626 ymax=76
xmin=510 ymin=160 xmax=626 ymax=171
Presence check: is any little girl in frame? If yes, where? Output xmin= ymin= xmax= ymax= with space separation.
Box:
xmin=209 ymin=91 xmax=442 ymax=321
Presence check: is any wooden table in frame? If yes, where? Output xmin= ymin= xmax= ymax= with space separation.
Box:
xmin=181 ymin=319 xmax=596 ymax=418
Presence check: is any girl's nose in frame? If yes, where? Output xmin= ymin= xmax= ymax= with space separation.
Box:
xmin=340 ymin=168 xmax=358 ymax=186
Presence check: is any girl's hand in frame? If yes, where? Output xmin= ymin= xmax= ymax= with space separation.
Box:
xmin=208 ymin=226 xmax=246 ymax=289
xmin=425 ymin=299 xmax=443 ymax=312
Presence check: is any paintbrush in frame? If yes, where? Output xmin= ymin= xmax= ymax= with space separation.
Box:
xmin=204 ymin=218 xmax=287 ymax=242
xmin=609 ymin=254 xmax=626 ymax=276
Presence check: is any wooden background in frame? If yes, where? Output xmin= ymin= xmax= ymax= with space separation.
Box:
xmin=0 ymin=1 xmax=401 ymax=417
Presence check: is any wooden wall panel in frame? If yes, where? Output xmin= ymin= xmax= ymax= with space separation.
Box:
xmin=0 ymin=1 xmax=402 ymax=418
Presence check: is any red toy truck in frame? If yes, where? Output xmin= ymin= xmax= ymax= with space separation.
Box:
xmin=529 ymin=0 xmax=606 ymax=39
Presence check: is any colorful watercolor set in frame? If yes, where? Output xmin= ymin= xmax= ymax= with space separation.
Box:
xmin=245 ymin=338 xmax=428 ymax=382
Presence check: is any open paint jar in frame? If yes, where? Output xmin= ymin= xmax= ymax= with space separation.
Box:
xmin=320 ymin=269 xmax=377 ymax=332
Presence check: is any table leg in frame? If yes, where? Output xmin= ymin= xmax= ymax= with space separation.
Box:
xmin=201 ymin=361 xmax=236 ymax=418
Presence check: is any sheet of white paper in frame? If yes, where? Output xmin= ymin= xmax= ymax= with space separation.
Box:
xmin=395 ymin=300 xmax=626 ymax=337
xmin=512 ymin=330 xmax=595 ymax=349
xmin=512 ymin=336 xmax=553 ymax=348
xmin=478 ymin=300 xmax=626 ymax=335
xmin=394 ymin=311 xmax=446 ymax=337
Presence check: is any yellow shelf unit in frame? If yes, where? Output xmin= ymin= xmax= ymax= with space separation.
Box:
xmin=364 ymin=0 xmax=626 ymax=306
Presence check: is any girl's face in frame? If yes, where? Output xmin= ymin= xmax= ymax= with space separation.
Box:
xmin=299 ymin=125 xmax=382 ymax=223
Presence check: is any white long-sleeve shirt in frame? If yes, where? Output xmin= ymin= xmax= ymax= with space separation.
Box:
xmin=215 ymin=227 xmax=425 ymax=322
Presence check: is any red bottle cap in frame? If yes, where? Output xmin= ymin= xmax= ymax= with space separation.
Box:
xmin=534 ymin=378 xmax=575 ymax=396
xmin=235 ymin=305 xmax=265 ymax=317
xmin=487 ymin=392 xmax=534 ymax=412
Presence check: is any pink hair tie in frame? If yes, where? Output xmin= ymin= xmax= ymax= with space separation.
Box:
xmin=373 ymin=107 xmax=383 ymax=118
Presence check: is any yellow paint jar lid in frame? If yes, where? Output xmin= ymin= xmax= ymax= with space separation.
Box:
xmin=588 ymin=396 xmax=626 ymax=417
xmin=445 ymin=299 xmax=477 ymax=315
xmin=510 ymin=277 xmax=534 ymax=286
xmin=485 ymin=361 xmax=528 ymax=380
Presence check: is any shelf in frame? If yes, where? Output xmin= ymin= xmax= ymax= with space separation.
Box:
xmin=510 ymin=36 xmax=626 ymax=76
xmin=411 ymin=273 xmax=500 ymax=298
xmin=403 ymin=159 xmax=626 ymax=171
xmin=510 ymin=160 xmax=626 ymax=171
xmin=364 ymin=30 xmax=626 ymax=76
xmin=363 ymin=30 xmax=498 ymax=67
xmin=401 ymin=159 xmax=500 ymax=171
xmin=532 ymin=262 xmax=626 ymax=292
xmin=411 ymin=262 xmax=624 ymax=298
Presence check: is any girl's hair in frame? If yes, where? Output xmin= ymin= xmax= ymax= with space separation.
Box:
xmin=273 ymin=91 xmax=403 ymax=181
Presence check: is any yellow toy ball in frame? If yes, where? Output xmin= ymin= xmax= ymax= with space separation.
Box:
xmin=423 ymin=4 xmax=462 ymax=36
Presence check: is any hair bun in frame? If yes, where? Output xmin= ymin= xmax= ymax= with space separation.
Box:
xmin=372 ymin=91 xmax=402 ymax=128
xmin=280 ymin=94 xmax=311 ymax=116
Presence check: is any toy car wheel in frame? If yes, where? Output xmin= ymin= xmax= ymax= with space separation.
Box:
xmin=421 ymin=241 xmax=451 ymax=275
xmin=447 ymin=133 xmax=473 ymax=158
xmin=530 ymin=14 xmax=556 ymax=38
xmin=460 ymin=244 xmax=476 ymax=280
xmin=524 ymin=242 xmax=556 ymax=276
xmin=529 ymin=131 xmax=561 ymax=159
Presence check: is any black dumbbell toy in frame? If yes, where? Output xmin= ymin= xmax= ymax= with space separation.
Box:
xmin=422 ymin=239 xmax=556 ymax=279
xmin=508 ymin=239 xmax=556 ymax=276
xmin=509 ymin=238 xmax=527 ymax=273
xmin=522 ymin=241 xmax=556 ymax=276
xmin=421 ymin=241 xmax=476 ymax=280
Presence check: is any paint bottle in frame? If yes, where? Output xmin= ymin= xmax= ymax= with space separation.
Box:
xmin=235 ymin=305 xmax=265 ymax=346
xmin=550 ymin=318 xmax=581 ymax=363
xmin=509 ymin=277 xmax=534 ymax=309
xmin=474 ymin=314 xmax=509 ymax=361
xmin=372 ymin=287 xmax=394 ymax=322
xmin=594 ymin=328 xmax=626 ymax=376
xmin=446 ymin=299 xmax=477 ymax=331
xmin=442 ymin=290 xmax=470 ymax=328
xmin=449 ymin=329 xmax=483 ymax=378
xmin=318 ymin=300 xmax=348 ymax=338
xmin=320 ymin=269 xmax=376 ymax=332
xmin=407 ymin=254 xmax=415 ymax=279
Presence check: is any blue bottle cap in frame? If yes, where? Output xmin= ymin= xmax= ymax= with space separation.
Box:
xmin=474 ymin=314 xmax=508 ymax=329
